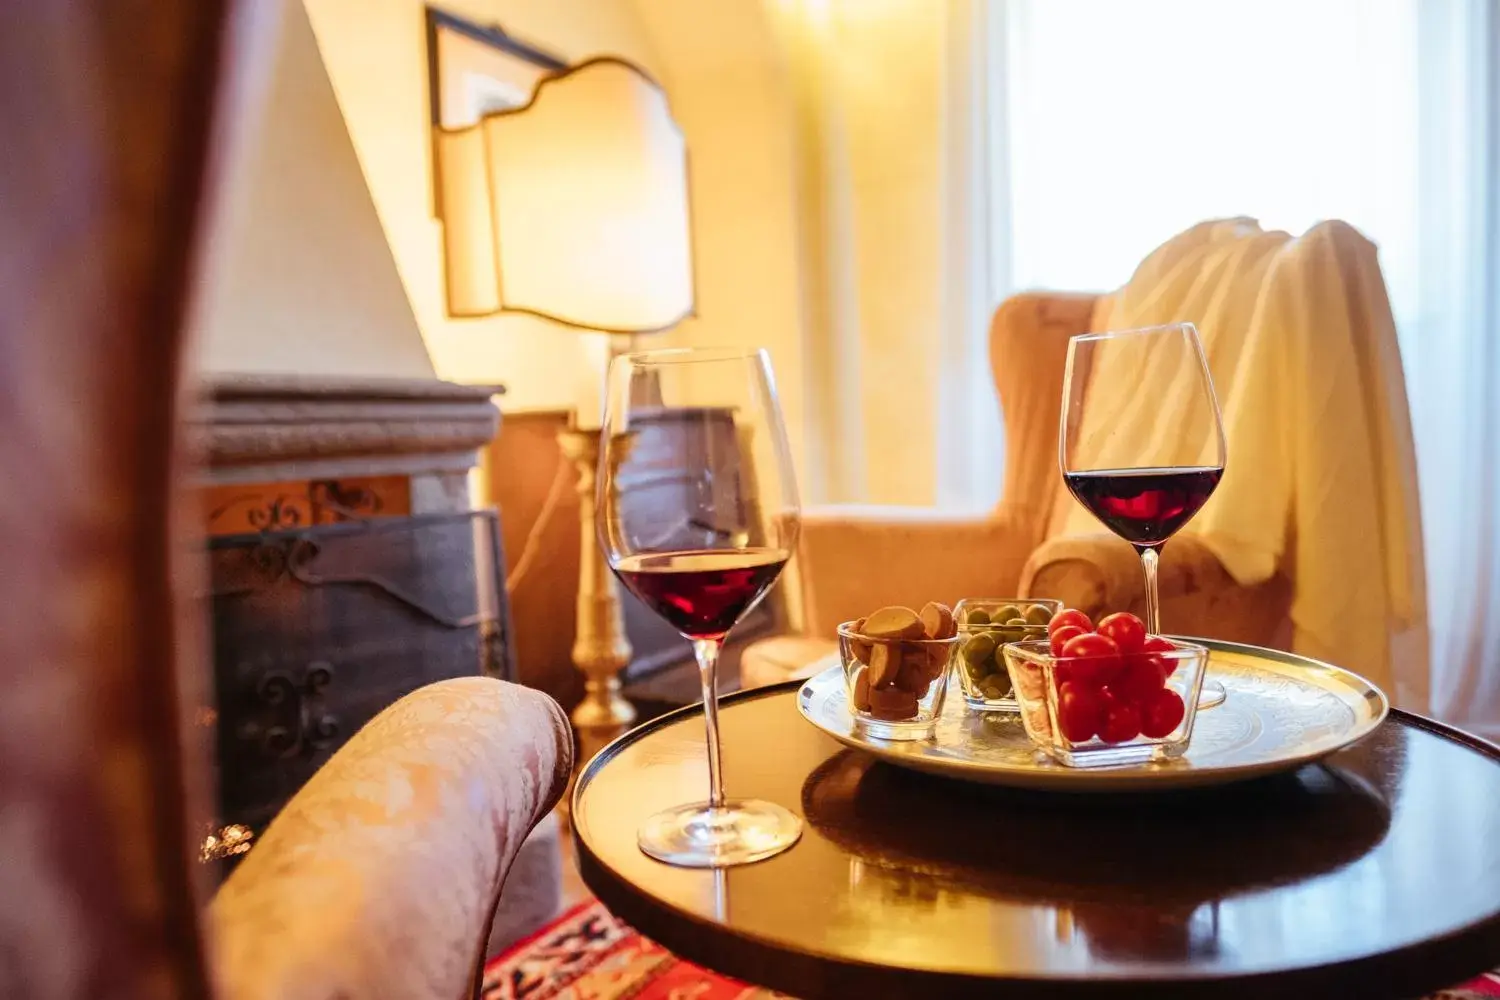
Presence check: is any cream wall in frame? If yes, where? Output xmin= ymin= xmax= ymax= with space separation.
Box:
xmin=628 ymin=0 xmax=813 ymax=484
xmin=629 ymin=0 xmax=957 ymax=505
xmin=302 ymin=0 xmax=663 ymax=410
xmin=826 ymin=2 xmax=946 ymax=507
xmin=196 ymin=0 xmax=954 ymax=506
xmin=302 ymin=0 xmax=815 ymax=482
xmin=194 ymin=0 xmax=435 ymax=379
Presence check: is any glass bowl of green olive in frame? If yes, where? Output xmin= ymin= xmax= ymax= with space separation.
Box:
xmin=951 ymin=598 xmax=1062 ymax=712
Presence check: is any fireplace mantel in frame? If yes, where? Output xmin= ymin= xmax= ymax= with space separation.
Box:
xmin=194 ymin=374 xmax=505 ymax=486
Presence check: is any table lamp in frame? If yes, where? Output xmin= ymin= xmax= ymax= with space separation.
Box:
xmin=434 ymin=57 xmax=695 ymax=747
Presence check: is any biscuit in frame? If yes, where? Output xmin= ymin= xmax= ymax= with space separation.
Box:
xmin=919 ymin=601 xmax=956 ymax=640
xmin=863 ymin=606 xmax=925 ymax=641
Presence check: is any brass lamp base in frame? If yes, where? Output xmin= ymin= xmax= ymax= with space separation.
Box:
xmin=557 ymin=427 xmax=636 ymax=762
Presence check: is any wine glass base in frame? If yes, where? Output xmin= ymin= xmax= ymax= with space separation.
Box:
xmin=1197 ymin=678 xmax=1227 ymax=710
xmin=638 ymin=799 xmax=802 ymax=868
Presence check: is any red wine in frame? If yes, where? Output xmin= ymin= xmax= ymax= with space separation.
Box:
xmin=614 ymin=548 xmax=789 ymax=640
xmin=1064 ymin=467 xmax=1223 ymax=547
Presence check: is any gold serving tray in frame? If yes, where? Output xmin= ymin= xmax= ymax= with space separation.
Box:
xmin=797 ymin=638 xmax=1388 ymax=791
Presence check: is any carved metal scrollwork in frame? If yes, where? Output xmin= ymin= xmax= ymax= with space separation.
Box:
xmin=302 ymin=661 xmax=339 ymax=751
xmin=207 ymin=493 xmax=304 ymax=533
xmin=308 ymin=479 xmax=383 ymax=521
xmin=247 ymin=496 xmax=303 ymax=531
xmin=240 ymin=662 xmax=340 ymax=760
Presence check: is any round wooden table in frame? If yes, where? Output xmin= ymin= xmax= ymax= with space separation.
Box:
xmin=572 ymin=680 xmax=1500 ymax=999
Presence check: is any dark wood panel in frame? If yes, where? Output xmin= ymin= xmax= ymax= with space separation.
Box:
xmin=485 ymin=411 xmax=587 ymax=711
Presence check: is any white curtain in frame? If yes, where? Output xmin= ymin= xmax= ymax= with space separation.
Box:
xmin=987 ymin=0 xmax=1500 ymax=734
xmin=769 ymin=0 xmax=1003 ymax=510
xmin=1410 ymin=0 xmax=1500 ymax=738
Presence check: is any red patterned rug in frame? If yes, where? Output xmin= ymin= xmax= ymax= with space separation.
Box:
xmin=483 ymin=899 xmax=1500 ymax=1000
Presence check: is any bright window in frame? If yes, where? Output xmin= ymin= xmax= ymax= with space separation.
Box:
xmin=995 ymin=0 xmax=1419 ymax=301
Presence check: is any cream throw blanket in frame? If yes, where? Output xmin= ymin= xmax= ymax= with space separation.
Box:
xmin=1050 ymin=219 xmax=1429 ymax=706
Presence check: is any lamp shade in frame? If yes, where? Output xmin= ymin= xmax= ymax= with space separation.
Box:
xmin=435 ymin=58 xmax=694 ymax=331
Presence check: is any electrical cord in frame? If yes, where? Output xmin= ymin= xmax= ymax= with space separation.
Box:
xmin=504 ymin=452 xmax=572 ymax=594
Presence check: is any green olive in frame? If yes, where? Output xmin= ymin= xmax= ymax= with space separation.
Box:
xmin=965 ymin=608 xmax=991 ymax=626
xmin=1003 ymin=616 xmax=1029 ymax=627
xmin=963 ymin=633 xmax=997 ymax=665
xmin=982 ymin=630 xmax=1010 ymax=653
xmin=981 ymin=677 xmax=1013 ymax=700
xmin=1024 ymin=603 xmax=1053 ymax=626
xmin=992 ymin=604 xmax=1022 ymax=624
xmin=965 ymin=660 xmax=989 ymax=682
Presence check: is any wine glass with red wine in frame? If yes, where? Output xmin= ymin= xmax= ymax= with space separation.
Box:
xmin=1059 ymin=323 xmax=1229 ymax=708
xmin=597 ymin=347 xmax=802 ymax=867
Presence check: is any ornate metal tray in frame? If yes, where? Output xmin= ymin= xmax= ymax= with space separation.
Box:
xmin=796 ymin=638 xmax=1388 ymax=791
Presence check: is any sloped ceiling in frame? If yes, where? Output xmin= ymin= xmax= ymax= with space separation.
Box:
xmin=191 ymin=0 xmax=435 ymax=379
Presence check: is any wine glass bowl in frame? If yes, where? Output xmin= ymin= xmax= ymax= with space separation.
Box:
xmin=1059 ymin=323 xmax=1228 ymax=708
xmin=612 ymin=549 xmax=788 ymax=640
xmin=1062 ymin=467 xmax=1223 ymax=549
xmin=598 ymin=347 xmax=802 ymax=867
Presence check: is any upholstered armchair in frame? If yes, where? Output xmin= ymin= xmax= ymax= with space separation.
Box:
xmin=0 ymin=7 xmax=571 ymax=999
xmin=211 ymin=678 xmax=571 ymax=998
xmin=742 ymin=292 xmax=1292 ymax=687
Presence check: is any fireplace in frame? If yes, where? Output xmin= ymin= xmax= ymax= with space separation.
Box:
xmin=193 ymin=375 xmax=509 ymax=869
xmin=208 ymin=511 xmax=509 ymax=836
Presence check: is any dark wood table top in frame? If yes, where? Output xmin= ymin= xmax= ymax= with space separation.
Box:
xmin=572 ymin=680 xmax=1500 ymax=999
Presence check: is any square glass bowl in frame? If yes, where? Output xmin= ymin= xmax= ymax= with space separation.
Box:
xmin=951 ymin=598 xmax=1062 ymax=712
xmin=837 ymin=622 xmax=959 ymax=740
xmin=1002 ymin=638 xmax=1209 ymax=767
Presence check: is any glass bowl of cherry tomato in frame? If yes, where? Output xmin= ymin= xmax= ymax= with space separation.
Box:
xmin=1001 ymin=609 xmax=1209 ymax=768
xmin=950 ymin=598 xmax=1062 ymax=711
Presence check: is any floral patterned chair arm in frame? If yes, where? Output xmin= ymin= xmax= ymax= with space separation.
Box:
xmin=1021 ymin=532 xmax=1293 ymax=647
xmin=210 ymin=676 xmax=573 ymax=1000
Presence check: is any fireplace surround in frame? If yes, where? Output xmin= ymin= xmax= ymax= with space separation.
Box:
xmin=193 ymin=375 xmax=510 ymax=864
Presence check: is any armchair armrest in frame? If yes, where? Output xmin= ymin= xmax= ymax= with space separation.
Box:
xmin=795 ymin=504 xmax=1041 ymax=637
xmin=1020 ymin=532 xmax=1292 ymax=646
xmin=210 ymin=677 xmax=572 ymax=1000
xmin=1020 ymin=532 xmax=1153 ymax=616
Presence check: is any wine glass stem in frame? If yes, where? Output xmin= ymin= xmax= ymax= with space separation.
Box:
xmin=1139 ymin=544 xmax=1162 ymax=635
xmin=692 ymin=637 xmax=727 ymax=809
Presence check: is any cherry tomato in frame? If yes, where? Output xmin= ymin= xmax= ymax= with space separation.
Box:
xmin=1141 ymin=688 xmax=1187 ymax=738
xmin=1096 ymin=612 xmax=1146 ymax=654
xmin=1048 ymin=608 xmax=1093 ymax=637
xmin=1140 ymin=635 xmax=1177 ymax=676
xmin=1110 ymin=653 xmax=1167 ymax=704
xmin=1099 ymin=698 xmax=1143 ymax=743
xmin=1053 ymin=658 xmax=1075 ymax=688
xmin=1057 ymin=681 xmax=1105 ymax=743
xmin=1049 ymin=624 xmax=1087 ymax=657
xmin=1059 ymin=632 xmax=1121 ymax=686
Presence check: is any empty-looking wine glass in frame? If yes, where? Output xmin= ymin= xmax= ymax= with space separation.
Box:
xmin=597 ymin=347 xmax=802 ymax=867
xmin=1059 ymin=323 xmax=1228 ymax=709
